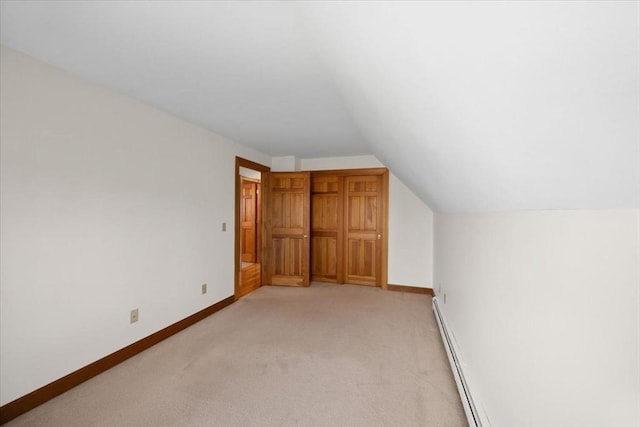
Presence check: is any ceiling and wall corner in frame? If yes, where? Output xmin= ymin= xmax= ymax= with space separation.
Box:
xmin=2 ymin=1 xmax=637 ymax=213
xmin=0 ymin=1 xmax=369 ymax=159
xmin=297 ymin=1 xmax=640 ymax=212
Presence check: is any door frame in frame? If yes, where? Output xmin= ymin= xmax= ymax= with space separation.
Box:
xmin=310 ymin=168 xmax=389 ymax=289
xmin=235 ymin=157 xmax=270 ymax=299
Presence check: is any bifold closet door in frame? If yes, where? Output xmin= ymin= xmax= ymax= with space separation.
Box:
xmin=266 ymin=172 xmax=310 ymax=286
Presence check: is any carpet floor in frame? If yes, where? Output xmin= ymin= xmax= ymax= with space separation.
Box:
xmin=6 ymin=283 xmax=467 ymax=426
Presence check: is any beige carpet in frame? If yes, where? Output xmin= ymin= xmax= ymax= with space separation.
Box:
xmin=7 ymin=283 xmax=467 ymax=426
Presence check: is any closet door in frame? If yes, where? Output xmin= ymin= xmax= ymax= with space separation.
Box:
xmin=266 ymin=172 xmax=310 ymax=286
xmin=345 ymin=175 xmax=383 ymax=286
xmin=311 ymin=175 xmax=343 ymax=283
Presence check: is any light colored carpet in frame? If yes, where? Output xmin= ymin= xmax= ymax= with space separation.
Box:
xmin=7 ymin=283 xmax=467 ymax=426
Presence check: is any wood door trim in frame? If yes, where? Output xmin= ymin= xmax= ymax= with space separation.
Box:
xmin=238 ymin=157 xmax=270 ymax=173
xmin=387 ymin=284 xmax=434 ymax=295
xmin=235 ymin=157 xmax=270 ymax=299
xmin=380 ymin=170 xmax=389 ymax=290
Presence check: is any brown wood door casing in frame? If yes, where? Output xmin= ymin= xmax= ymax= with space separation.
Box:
xmin=234 ymin=157 xmax=270 ymax=300
xmin=266 ymin=172 xmax=311 ymax=286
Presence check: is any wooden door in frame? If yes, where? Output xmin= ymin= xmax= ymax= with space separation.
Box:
xmin=345 ymin=175 xmax=383 ymax=286
xmin=241 ymin=179 xmax=258 ymax=263
xmin=311 ymin=176 xmax=343 ymax=283
xmin=266 ymin=172 xmax=310 ymax=286
xmin=235 ymin=157 xmax=270 ymax=299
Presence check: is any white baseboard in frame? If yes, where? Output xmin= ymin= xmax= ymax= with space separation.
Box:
xmin=432 ymin=297 xmax=490 ymax=427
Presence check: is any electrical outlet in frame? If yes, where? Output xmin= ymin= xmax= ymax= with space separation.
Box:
xmin=443 ymin=293 xmax=447 ymax=304
xmin=130 ymin=308 xmax=139 ymax=324
xmin=222 ymin=222 xmax=227 ymax=232
xmin=201 ymin=283 xmax=207 ymax=294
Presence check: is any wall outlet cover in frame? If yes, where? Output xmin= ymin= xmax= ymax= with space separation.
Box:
xmin=130 ymin=308 xmax=139 ymax=324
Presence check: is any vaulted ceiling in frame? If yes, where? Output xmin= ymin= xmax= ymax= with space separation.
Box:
xmin=1 ymin=1 xmax=638 ymax=212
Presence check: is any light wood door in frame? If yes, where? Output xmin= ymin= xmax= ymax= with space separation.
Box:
xmin=241 ymin=179 xmax=258 ymax=263
xmin=235 ymin=157 xmax=270 ymax=299
xmin=345 ymin=175 xmax=383 ymax=286
xmin=311 ymin=176 xmax=343 ymax=283
xmin=266 ymin=172 xmax=310 ymax=286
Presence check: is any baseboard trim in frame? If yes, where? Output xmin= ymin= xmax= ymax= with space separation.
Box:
xmin=432 ymin=297 xmax=486 ymax=426
xmin=0 ymin=295 xmax=235 ymax=425
xmin=387 ymin=284 xmax=434 ymax=296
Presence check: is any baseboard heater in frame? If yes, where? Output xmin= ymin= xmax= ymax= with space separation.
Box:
xmin=432 ymin=297 xmax=484 ymax=427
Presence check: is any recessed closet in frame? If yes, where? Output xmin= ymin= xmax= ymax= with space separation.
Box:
xmin=263 ymin=168 xmax=388 ymax=288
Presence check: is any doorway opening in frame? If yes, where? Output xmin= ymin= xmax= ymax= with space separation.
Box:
xmin=235 ymin=157 xmax=270 ymax=299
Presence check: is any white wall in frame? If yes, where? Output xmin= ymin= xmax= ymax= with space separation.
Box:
xmin=388 ymin=174 xmax=433 ymax=287
xmin=298 ymin=155 xmax=434 ymax=288
xmin=0 ymin=46 xmax=271 ymax=405
xmin=300 ymin=155 xmax=381 ymax=171
xmin=271 ymin=155 xmax=300 ymax=172
xmin=434 ymin=210 xmax=640 ymax=426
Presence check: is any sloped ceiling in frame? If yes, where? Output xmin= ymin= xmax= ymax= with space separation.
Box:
xmin=1 ymin=1 xmax=638 ymax=212
xmin=0 ymin=1 xmax=369 ymax=158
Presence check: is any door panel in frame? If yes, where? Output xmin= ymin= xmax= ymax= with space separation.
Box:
xmin=237 ymin=262 xmax=260 ymax=298
xmin=241 ymin=180 xmax=257 ymax=263
xmin=267 ymin=172 xmax=310 ymax=286
xmin=311 ymin=176 xmax=343 ymax=283
xmin=312 ymin=236 xmax=338 ymax=280
xmin=312 ymin=195 xmax=338 ymax=230
xmin=347 ymin=196 xmax=378 ymax=231
xmin=345 ymin=175 xmax=382 ymax=286
xmin=346 ymin=238 xmax=377 ymax=285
